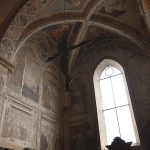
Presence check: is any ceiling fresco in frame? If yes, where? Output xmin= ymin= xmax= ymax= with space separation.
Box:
xmin=99 ymin=0 xmax=130 ymax=17
xmin=76 ymin=26 xmax=123 ymax=62
xmin=23 ymin=0 xmax=86 ymax=18
xmin=0 ymin=0 xmax=86 ymax=60
xmin=39 ymin=0 xmax=86 ymax=16
xmin=97 ymin=0 xmax=144 ymax=33
xmin=28 ymin=23 xmax=72 ymax=50
xmin=19 ymin=22 xmax=81 ymax=64
xmin=0 ymin=0 xmax=148 ymax=66
xmin=40 ymin=23 xmax=81 ymax=47
xmin=0 ymin=1 xmax=150 ymax=150
xmin=75 ymin=25 xmax=147 ymax=71
xmin=85 ymin=26 xmax=120 ymax=41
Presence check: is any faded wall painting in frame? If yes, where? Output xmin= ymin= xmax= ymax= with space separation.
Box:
xmin=22 ymin=56 xmax=40 ymax=102
xmin=46 ymin=24 xmax=71 ymax=43
xmin=40 ymin=118 xmax=59 ymax=150
xmin=2 ymin=105 xmax=36 ymax=148
xmin=36 ymin=34 xmax=56 ymax=62
xmin=7 ymin=59 xmax=25 ymax=94
xmin=7 ymin=50 xmax=25 ymax=93
xmin=42 ymin=71 xmax=60 ymax=110
xmin=100 ymin=0 xmax=129 ymax=17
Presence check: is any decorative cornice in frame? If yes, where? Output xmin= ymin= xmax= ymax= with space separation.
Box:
xmin=5 ymin=87 xmax=61 ymax=119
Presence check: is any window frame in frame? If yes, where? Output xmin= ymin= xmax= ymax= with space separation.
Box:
xmin=93 ymin=59 xmax=140 ymax=150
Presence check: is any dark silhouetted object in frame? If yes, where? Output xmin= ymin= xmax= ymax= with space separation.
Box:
xmin=106 ymin=137 xmax=134 ymax=150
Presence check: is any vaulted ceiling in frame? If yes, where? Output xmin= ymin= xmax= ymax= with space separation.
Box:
xmin=0 ymin=0 xmax=150 ymax=73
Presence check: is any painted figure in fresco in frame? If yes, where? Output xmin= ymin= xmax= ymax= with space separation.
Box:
xmin=106 ymin=137 xmax=134 ymax=150
xmin=22 ymin=57 xmax=40 ymax=102
xmin=100 ymin=0 xmax=129 ymax=17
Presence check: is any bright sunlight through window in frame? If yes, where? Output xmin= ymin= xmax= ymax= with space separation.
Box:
xmin=100 ymin=66 xmax=135 ymax=145
xmin=93 ymin=59 xmax=140 ymax=150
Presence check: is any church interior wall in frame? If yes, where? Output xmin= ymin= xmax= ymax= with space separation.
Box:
xmin=69 ymin=37 xmax=150 ymax=150
xmin=0 ymin=0 xmax=150 ymax=150
xmin=0 ymin=33 xmax=65 ymax=150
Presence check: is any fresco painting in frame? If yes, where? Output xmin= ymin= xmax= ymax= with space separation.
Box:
xmin=100 ymin=0 xmax=130 ymax=17
xmin=2 ymin=106 xmax=36 ymax=147
xmin=40 ymin=119 xmax=59 ymax=150
xmin=7 ymin=50 xmax=25 ymax=93
xmin=36 ymin=35 xmax=56 ymax=62
xmin=8 ymin=61 xmax=25 ymax=93
xmin=47 ymin=24 xmax=71 ymax=42
xmin=22 ymin=56 xmax=40 ymax=102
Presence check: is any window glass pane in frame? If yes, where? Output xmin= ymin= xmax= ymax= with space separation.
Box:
xmin=100 ymin=66 xmax=121 ymax=79
xmin=111 ymin=67 xmax=121 ymax=76
xmin=104 ymin=109 xmax=120 ymax=145
xmin=100 ymin=78 xmax=115 ymax=110
xmin=111 ymin=74 xmax=128 ymax=106
xmin=117 ymin=106 xmax=136 ymax=143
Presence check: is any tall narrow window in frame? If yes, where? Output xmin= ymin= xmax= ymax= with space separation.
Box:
xmin=93 ymin=59 xmax=140 ymax=150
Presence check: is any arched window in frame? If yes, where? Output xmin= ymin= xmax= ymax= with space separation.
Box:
xmin=93 ymin=59 xmax=140 ymax=150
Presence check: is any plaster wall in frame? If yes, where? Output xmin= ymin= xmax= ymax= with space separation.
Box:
xmin=69 ymin=38 xmax=150 ymax=150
